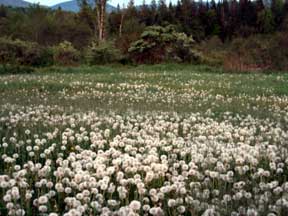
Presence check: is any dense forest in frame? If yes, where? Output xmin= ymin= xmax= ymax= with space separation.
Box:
xmin=0 ymin=0 xmax=288 ymax=71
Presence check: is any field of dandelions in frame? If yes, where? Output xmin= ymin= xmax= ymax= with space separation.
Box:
xmin=1 ymin=65 xmax=288 ymax=216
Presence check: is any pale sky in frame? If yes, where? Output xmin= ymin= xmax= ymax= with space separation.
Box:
xmin=26 ymin=0 xmax=177 ymax=7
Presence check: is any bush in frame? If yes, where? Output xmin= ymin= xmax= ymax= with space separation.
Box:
xmin=281 ymin=16 xmax=288 ymax=31
xmin=0 ymin=37 xmax=53 ymax=67
xmin=53 ymin=41 xmax=80 ymax=66
xmin=268 ymin=32 xmax=288 ymax=70
xmin=128 ymin=25 xmax=203 ymax=64
xmin=86 ymin=41 xmax=122 ymax=65
xmin=168 ymin=32 xmax=204 ymax=63
xmin=115 ymin=18 xmax=145 ymax=54
xmin=222 ymin=33 xmax=288 ymax=71
xmin=196 ymin=36 xmax=227 ymax=66
xmin=222 ymin=36 xmax=271 ymax=71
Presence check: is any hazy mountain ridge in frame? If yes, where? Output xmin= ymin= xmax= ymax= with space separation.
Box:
xmin=51 ymin=0 xmax=116 ymax=13
xmin=0 ymin=0 xmax=31 ymax=7
xmin=0 ymin=0 xmax=116 ymax=12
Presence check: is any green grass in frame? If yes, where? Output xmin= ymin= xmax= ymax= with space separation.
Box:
xmin=1 ymin=64 xmax=288 ymax=119
xmin=1 ymin=64 xmax=288 ymax=216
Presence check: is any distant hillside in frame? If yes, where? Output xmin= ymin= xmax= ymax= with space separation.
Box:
xmin=51 ymin=0 xmax=116 ymax=13
xmin=0 ymin=0 xmax=31 ymax=7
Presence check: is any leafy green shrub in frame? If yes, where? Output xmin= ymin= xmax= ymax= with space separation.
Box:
xmin=115 ymin=18 xmax=146 ymax=54
xmin=0 ymin=37 xmax=53 ymax=67
xmin=128 ymin=25 xmax=203 ymax=64
xmin=223 ymin=33 xmax=288 ymax=71
xmin=86 ymin=41 xmax=121 ymax=65
xmin=268 ymin=32 xmax=288 ymax=70
xmin=168 ymin=32 xmax=204 ymax=63
xmin=53 ymin=41 xmax=80 ymax=66
xmin=195 ymin=36 xmax=228 ymax=66
xmin=223 ymin=36 xmax=270 ymax=71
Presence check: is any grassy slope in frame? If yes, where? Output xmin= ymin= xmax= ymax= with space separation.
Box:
xmin=0 ymin=64 xmax=288 ymax=119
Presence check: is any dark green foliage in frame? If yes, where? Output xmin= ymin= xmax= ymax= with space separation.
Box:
xmin=53 ymin=41 xmax=80 ymax=66
xmin=197 ymin=32 xmax=288 ymax=71
xmin=271 ymin=0 xmax=285 ymax=27
xmin=224 ymin=33 xmax=288 ymax=71
xmin=257 ymin=9 xmax=275 ymax=33
xmin=0 ymin=0 xmax=287 ymax=69
xmin=168 ymin=32 xmax=203 ymax=63
xmin=0 ymin=6 xmax=93 ymax=48
xmin=268 ymin=32 xmax=288 ymax=70
xmin=196 ymin=36 xmax=227 ymax=66
xmin=128 ymin=25 xmax=202 ymax=64
xmin=86 ymin=41 xmax=122 ymax=65
xmin=282 ymin=15 xmax=288 ymax=31
xmin=0 ymin=0 xmax=288 ymax=47
xmin=116 ymin=17 xmax=145 ymax=54
xmin=0 ymin=37 xmax=53 ymax=67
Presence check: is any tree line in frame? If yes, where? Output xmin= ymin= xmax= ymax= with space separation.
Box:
xmin=0 ymin=0 xmax=287 ymax=46
xmin=0 ymin=0 xmax=288 ymax=70
xmin=90 ymin=0 xmax=288 ymax=41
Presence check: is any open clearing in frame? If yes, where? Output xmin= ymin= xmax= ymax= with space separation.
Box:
xmin=1 ymin=65 xmax=288 ymax=216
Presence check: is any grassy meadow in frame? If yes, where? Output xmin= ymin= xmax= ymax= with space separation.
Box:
xmin=1 ymin=65 xmax=288 ymax=216
xmin=1 ymin=64 xmax=288 ymax=116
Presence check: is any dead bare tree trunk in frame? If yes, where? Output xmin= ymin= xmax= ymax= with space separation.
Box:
xmin=119 ymin=12 xmax=125 ymax=37
xmin=95 ymin=0 xmax=107 ymax=42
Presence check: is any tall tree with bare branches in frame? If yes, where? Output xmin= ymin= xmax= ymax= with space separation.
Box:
xmin=95 ymin=0 xmax=107 ymax=41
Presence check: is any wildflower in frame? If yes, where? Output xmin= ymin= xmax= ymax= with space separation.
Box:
xmin=3 ymin=194 xmax=11 ymax=202
xmin=38 ymin=196 xmax=48 ymax=205
xmin=11 ymin=187 xmax=20 ymax=200
xmin=168 ymin=199 xmax=176 ymax=207
xmin=39 ymin=205 xmax=48 ymax=213
xmin=129 ymin=200 xmax=141 ymax=211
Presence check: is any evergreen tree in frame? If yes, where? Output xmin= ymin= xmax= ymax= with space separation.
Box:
xmin=127 ymin=0 xmax=137 ymax=17
xmin=78 ymin=0 xmax=95 ymax=34
xmin=151 ymin=0 xmax=158 ymax=24
xmin=139 ymin=0 xmax=152 ymax=25
xmin=0 ymin=5 xmax=8 ymax=35
xmin=0 ymin=5 xmax=7 ymax=18
xmin=158 ymin=0 xmax=170 ymax=25
xmin=257 ymin=9 xmax=275 ymax=33
xmin=285 ymin=0 xmax=288 ymax=12
xmin=271 ymin=0 xmax=285 ymax=27
xmin=108 ymin=9 xmax=122 ymax=36
xmin=205 ymin=8 xmax=221 ymax=36
xmin=256 ymin=0 xmax=265 ymax=12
